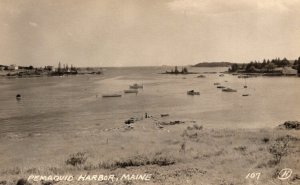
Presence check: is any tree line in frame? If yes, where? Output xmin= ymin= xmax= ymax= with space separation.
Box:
xmin=229 ymin=57 xmax=300 ymax=73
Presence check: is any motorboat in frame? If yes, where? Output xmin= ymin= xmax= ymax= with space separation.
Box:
xmin=129 ymin=83 xmax=143 ymax=89
xmin=124 ymin=89 xmax=138 ymax=93
xmin=222 ymin=88 xmax=237 ymax=92
xmin=187 ymin=90 xmax=200 ymax=95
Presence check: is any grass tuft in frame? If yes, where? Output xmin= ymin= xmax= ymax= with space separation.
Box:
xmin=65 ymin=152 xmax=87 ymax=166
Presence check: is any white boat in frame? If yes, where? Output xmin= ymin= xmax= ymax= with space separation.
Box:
xmin=129 ymin=83 xmax=143 ymax=89
xmin=124 ymin=89 xmax=138 ymax=93
xmin=102 ymin=94 xmax=122 ymax=98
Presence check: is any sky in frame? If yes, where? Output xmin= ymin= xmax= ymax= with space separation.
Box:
xmin=0 ymin=0 xmax=300 ymax=67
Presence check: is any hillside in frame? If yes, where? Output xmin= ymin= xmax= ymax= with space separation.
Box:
xmin=193 ymin=62 xmax=232 ymax=67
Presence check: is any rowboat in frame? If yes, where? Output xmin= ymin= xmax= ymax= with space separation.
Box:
xmin=102 ymin=94 xmax=122 ymax=98
xmin=129 ymin=84 xmax=143 ymax=89
xmin=124 ymin=89 xmax=138 ymax=93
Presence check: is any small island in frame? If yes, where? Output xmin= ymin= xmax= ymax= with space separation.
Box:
xmin=193 ymin=62 xmax=233 ymax=67
xmin=162 ymin=66 xmax=197 ymax=75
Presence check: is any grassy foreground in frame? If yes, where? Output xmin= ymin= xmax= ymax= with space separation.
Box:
xmin=0 ymin=118 xmax=299 ymax=185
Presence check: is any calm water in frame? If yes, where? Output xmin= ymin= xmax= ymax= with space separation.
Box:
xmin=0 ymin=66 xmax=300 ymax=134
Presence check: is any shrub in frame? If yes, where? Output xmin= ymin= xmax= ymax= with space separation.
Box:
xmin=66 ymin=152 xmax=87 ymax=166
xmin=268 ymin=136 xmax=290 ymax=165
xmin=234 ymin=146 xmax=247 ymax=152
xmin=187 ymin=124 xmax=203 ymax=130
xmin=99 ymin=153 xmax=176 ymax=169
xmin=262 ymin=137 xmax=270 ymax=143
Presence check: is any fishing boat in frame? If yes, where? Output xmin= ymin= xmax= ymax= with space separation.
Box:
xmin=129 ymin=83 xmax=143 ymax=89
xmin=187 ymin=90 xmax=200 ymax=95
xmin=222 ymin=88 xmax=237 ymax=92
xmin=102 ymin=94 xmax=122 ymax=98
xmin=124 ymin=89 xmax=138 ymax=93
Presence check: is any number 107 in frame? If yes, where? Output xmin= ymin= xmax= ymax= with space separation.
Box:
xmin=245 ymin=173 xmax=261 ymax=180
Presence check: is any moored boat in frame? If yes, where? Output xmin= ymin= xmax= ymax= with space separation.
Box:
xmin=16 ymin=94 xmax=21 ymax=100
xmin=197 ymin=75 xmax=206 ymax=78
xmin=187 ymin=90 xmax=200 ymax=95
xmin=102 ymin=94 xmax=122 ymax=98
xmin=222 ymin=88 xmax=237 ymax=92
xmin=124 ymin=89 xmax=138 ymax=93
xmin=129 ymin=83 xmax=143 ymax=89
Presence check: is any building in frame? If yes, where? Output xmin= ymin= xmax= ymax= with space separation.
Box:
xmin=274 ymin=67 xmax=297 ymax=76
xmin=44 ymin=66 xmax=55 ymax=71
xmin=7 ymin=64 xmax=18 ymax=70
xmin=282 ymin=67 xmax=297 ymax=75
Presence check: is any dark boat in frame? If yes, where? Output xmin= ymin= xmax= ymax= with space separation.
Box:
xmin=187 ymin=90 xmax=200 ymax=95
xmin=16 ymin=94 xmax=21 ymax=100
xmin=222 ymin=88 xmax=237 ymax=92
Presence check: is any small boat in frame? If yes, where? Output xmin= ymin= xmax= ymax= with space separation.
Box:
xmin=160 ymin=114 xmax=169 ymax=117
xmin=16 ymin=94 xmax=21 ymax=100
xmin=214 ymin=82 xmax=220 ymax=85
xmin=217 ymin=85 xmax=226 ymax=89
xmin=222 ymin=88 xmax=237 ymax=92
xmin=129 ymin=84 xmax=143 ymax=89
xmin=124 ymin=89 xmax=138 ymax=93
xmin=197 ymin=75 xmax=206 ymax=78
xmin=242 ymin=94 xmax=250 ymax=96
xmin=187 ymin=90 xmax=200 ymax=95
xmin=102 ymin=94 xmax=122 ymax=98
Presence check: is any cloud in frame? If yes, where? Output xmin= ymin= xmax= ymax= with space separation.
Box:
xmin=167 ymin=0 xmax=299 ymax=14
xmin=29 ymin=21 xmax=38 ymax=27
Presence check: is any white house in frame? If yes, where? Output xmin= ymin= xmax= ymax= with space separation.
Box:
xmin=282 ymin=67 xmax=297 ymax=75
xmin=274 ymin=67 xmax=297 ymax=75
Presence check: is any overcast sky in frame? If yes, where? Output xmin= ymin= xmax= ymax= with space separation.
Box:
xmin=1 ymin=0 xmax=300 ymax=67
